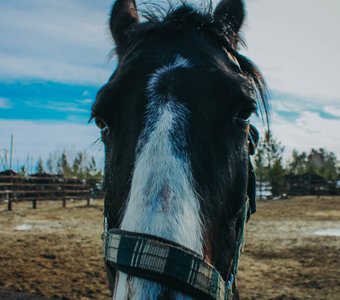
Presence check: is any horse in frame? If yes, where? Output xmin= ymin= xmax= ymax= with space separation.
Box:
xmin=91 ymin=0 xmax=268 ymax=299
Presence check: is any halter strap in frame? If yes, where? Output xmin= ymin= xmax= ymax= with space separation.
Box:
xmin=103 ymin=199 xmax=249 ymax=300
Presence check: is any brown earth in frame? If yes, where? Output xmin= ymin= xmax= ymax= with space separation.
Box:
xmin=0 ymin=197 xmax=339 ymax=300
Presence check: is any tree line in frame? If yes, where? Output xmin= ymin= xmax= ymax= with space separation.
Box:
xmin=36 ymin=150 xmax=102 ymax=179
xmin=0 ymin=149 xmax=102 ymax=180
xmin=1 ymin=133 xmax=339 ymax=192
xmin=254 ymin=131 xmax=340 ymax=197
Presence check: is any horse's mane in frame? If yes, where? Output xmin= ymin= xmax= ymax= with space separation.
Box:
xmin=121 ymin=0 xmax=269 ymax=123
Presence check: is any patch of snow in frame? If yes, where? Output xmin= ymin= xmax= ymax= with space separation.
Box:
xmin=15 ymin=224 xmax=33 ymax=231
xmin=314 ymin=229 xmax=340 ymax=237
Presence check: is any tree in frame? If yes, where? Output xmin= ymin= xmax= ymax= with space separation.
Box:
xmin=254 ymin=141 xmax=266 ymax=199
xmin=287 ymin=150 xmax=307 ymax=175
xmin=0 ymin=149 xmax=9 ymax=171
xmin=35 ymin=156 xmax=45 ymax=174
xmin=18 ymin=165 xmax=26 ymax=176
xmin=254 ymin=130 xmax=285 ymax=197
xmin=46 ymin=154 xmax=54 ymax=174
xmin=72 ymin=151 xmax=85 ymax=178
xmin=85 ymin=156 xmax=102 ymax=179
xmin=306 ymin=148 xmax=338 ymax=180
xmin=323 ymin=151 xmax=339 ymax=180
xmin=287 ymin=148 xmax=339 ymax=180
xmin=57 ymin=151 xmax=71 ymax=177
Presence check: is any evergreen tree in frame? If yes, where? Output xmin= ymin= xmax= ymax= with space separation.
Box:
xmin=287 ymin=148 xmax=339 ymax=180
xmin=85 ymin=156 xmax=102 ymax=179
xmin=35 ymin=156 xmax=45 ymax=174
xmin=254 ymin=141 xmax=266 ymax=199
xmin=46 ymin=154 xmax=54 ymax=174
xmin=306 ymin=148 xmax=338 ymax=180
xmin=254 ymin=130 xmax=285 ymax=197
xmin=18 ymin=165 xmax=26 ymax=176
xmin=0 ymin=149 xmax=9 ymax=171
xmin=57 ymin=151 xmax=71 ymax=177
xmin=287 ymin=150 xmax=308 ymax=175
xmin=72 ymin=151 xmax=84 ymax=178
xmin=323 ymin=151 xmax=339 ymax=180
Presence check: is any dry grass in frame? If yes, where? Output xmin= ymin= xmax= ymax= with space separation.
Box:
xmin=0 ymin=197 xmax=339 ymax=299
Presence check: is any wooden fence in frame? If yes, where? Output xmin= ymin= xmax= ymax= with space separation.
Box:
xmin=0 ymin=174 xmax=103 ymax=211
xmin=285 ymin=174 xmax=339 ymax=196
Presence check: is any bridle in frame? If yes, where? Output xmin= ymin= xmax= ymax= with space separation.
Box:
xmin=102 ymin=125 xmax=260 ymax=300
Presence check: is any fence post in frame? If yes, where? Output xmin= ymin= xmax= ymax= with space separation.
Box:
xmin=32 ymin=198 xmax=37 ymax=209
xmin=7 ymin=193 xmax=12 ymax=211
xmin=7 ymin=174 xmax=14 ymax=211
xmin=62 ymin=197 xmax=66 ymax=208
xmin=86 ymin=180 xmax=91 ymax=206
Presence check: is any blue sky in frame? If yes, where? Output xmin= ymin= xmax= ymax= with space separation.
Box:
xmin=0 ymin=0 xmax=339 ymax=170
xmin=0 ymin=81 xmax=97 ymax=121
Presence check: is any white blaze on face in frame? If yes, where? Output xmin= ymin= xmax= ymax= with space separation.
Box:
xmin=114 ymin=56 xmax=202 ymax=300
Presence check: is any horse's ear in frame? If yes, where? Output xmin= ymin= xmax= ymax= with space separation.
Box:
xmin=214 ymin=0 xmax=245 ymax=33
xmin=110 ymin=0 xmax=139 ymax=55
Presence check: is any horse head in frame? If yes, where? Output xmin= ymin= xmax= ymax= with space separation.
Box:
xmin=92 ymin=0 xmax=268 ymax=299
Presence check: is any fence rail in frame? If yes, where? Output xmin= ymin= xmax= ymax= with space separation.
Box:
xmin=285 ymin=174 xmax=339 ymax=196
xmin=0 ymin=173 xmax=103 ymax=211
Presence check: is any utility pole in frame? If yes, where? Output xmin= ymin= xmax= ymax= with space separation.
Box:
xmin=9 ymin=134 xmax=13 ymax=170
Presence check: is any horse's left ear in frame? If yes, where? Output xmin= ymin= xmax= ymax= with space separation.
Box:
xmin=110 ymin=0 xmax=139 ymax=56
xmin=214 ymin=0 xmax=245 ymax=33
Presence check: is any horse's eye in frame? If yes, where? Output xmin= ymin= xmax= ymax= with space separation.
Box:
xmin=94 ymin=117 xmax=110 ymax=140
xmin=95 ymin=117 xmax=107 ymax=130
xmin=235 ymin=105 xmax=256 ymax=123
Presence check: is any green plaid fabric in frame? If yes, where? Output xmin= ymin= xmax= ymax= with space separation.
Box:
xmin=103 ymin=229 xmax=232 ymax=300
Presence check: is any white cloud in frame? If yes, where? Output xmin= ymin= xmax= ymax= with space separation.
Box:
xmin=0 ymin=52 xmax=112 ymax=85
xmin=0 ymin=119 xmax=103 ymax=170
xmin=324 ymin=106 xmax=340 ymax=118
xmin=243 ymin=0 xmax=340 ymax=102
xmin=82 ymin=90 xmax=91 ymax=97
xmin=260 ymin=111 xmax=340 ymax=160
xmin=0 ymin=97 xmax=12 ymax=109
xmin=0 ymin=0 xmax=114 ymax=85
xmin=76 ymin=98 xmax=94 ymax=105
xmin=25 ymin=100 xmax=89 ymax=114
xmin=0 ymin=0 xmax=340 ymax=167
xmin=1 ymin=0 xmax=339 ymax=106
xmin=271 ymin=100 xmax=301 ymax=113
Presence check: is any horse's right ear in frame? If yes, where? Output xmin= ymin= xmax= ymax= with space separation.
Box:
xmin=214 ymin=0 xmax=245 ymax=33
xmin=110 ymin=0 xmax=139 ymax=56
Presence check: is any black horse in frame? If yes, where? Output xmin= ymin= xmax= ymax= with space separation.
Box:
xmin=92 ymin=0 xmax=268 ymax=299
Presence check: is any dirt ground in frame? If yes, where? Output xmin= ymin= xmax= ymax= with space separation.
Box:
xmin=0 ymin=197 xmax=339 ymax=300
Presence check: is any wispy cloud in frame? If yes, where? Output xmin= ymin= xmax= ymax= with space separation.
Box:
xmin=257 ymin=111 xmax=340 ymax=160
xmin=0 ymin=53 xmax=112 ymax=85
xmin=271 ymin=90 xmax=340 ymax=122
xmin=323 ymin=106 xmax=340 ymax=119
xmin=76 ymin=98 xmax=93 ymax=105
xmin=1 ymin=0 xmax=340 ymax=103
xmin=25 ymin=100 xmax=89 ymax=114
xmin=0 ymin=97 xmax=12 ymax=109
xmin=0 ymin=0 xmax=113 ymax=85
xmin=0 ymin=81 xmax=97 ymax=122
xmin=272 ymin=90 xmax=340 ymax=109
